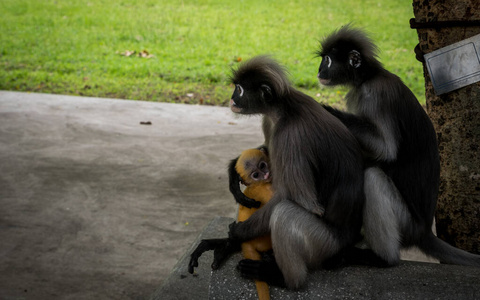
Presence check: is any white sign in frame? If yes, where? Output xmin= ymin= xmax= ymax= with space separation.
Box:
xmin=424 ymin=33 xmax=480 ymax=95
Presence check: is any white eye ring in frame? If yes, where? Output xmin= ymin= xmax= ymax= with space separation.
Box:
xmin=325 ymin=56 xmax=332 ymax=68
xmin=237 ymin=84 xmax=244 ymax=97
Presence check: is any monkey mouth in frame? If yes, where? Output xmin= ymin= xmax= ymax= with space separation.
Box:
xmin=318 ymin=78 xmax=332 ymax=86
xmin=230 ymin=99 xmax=242 ymax=113
xmin=264 ymin=172 xmax=271 ymax=182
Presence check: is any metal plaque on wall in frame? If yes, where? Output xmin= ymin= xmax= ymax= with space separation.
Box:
xmin=424 ymin=33 xmax=480 ymax=95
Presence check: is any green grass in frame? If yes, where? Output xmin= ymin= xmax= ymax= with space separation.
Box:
xmin=0 ymin=0 xmax=424 ymax=106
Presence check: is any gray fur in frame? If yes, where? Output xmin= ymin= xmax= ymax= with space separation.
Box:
xmin=270 ymin=200 xmax=342 ymax=288
xmin=229 ymin=56 xmax=365 ymax=289
xmin=363 ymin=167 xmax=409 ymax=265
xmin=319 ymin=26 xmax=480 ymax=267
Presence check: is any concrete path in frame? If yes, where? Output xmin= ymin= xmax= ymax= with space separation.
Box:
xmin=154 ymin=217 xmax=480 ymax=300
xmin=0 ymin=91 xmax=263 ymax=300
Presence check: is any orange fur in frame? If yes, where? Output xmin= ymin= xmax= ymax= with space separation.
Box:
xmin=235 ymin=149 xmax=273 ymax=300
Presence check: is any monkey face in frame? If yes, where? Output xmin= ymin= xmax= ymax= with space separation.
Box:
xmin=230 ymin=82 xmax=271 ymax=114
xmin=251 ymin=160 xmax=271 ymax=182
xmin=317 ymin=49 xmax=361 ymax=87
xmin=230 ymin=56 xmax=291 ymax=115
xmin=230 ymin=84 xmax=247 ymax=113
xmin=317 ymin=55 xmax=334 ymax=86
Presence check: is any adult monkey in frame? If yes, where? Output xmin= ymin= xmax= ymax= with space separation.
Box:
xmin=317 ymin=25 xmax=480 ymax=266
xmin=225 ymin=55 xmax=365 ymax=289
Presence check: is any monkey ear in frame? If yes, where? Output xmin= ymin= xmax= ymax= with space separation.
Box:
xmin=348 ymin=50 xmax=361 ymax=68
xmin=260 ymin=84 xmax=273 ymax=100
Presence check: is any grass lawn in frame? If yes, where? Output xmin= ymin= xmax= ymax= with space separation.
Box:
xmin=0 ymin=0 xmax=424 ymax=106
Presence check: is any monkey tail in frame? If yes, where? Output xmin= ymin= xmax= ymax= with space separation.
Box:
xmin=417 ymin=232 xmax=480 ymax=267
xmin=255 ymin=280 xmax=270 ymax=300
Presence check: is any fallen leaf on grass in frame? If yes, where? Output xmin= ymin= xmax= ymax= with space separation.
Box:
xmin=117 ymin=49 xmax=155 ymax=59
xmin=138 ymin=50 xmax=154 ymax=58
xmin=117 ymin=50 xmax=136 ymax=57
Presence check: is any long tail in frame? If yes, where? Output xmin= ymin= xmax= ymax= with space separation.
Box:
xmin=255 ymin=280 xmax=270 ymax=300
xmin=417 ymin=232 xmax=480 ymax=267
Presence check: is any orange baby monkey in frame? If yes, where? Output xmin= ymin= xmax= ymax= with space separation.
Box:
xmin=235 ymin=148 xmax=273 ymax=300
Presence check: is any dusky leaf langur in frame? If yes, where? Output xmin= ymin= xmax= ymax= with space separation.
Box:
xmin=189 ymin=148 xmax=281 ymax=295
xmin=316 ymin=25 xmax=480 ymax=267
xmin=226 ymin=55 xmax=365 ymax=289
xmin=235 ymin=148 xmax=273 ymax=300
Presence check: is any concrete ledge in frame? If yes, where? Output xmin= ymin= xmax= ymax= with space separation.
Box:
xmin=152 ymin=217 xmax=480 ymax=300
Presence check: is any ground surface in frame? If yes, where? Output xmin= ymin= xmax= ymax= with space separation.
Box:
xmin=0 ymin=91 xmax=264 ymax=300
xmin=0 ymin=91 xmax=436 ymax=300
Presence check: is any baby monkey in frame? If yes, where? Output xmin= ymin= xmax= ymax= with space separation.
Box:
xmin=236 ymin=148 xmax=273 ymax=300
xmin=188 ymin=148 xmax=274 ymax=300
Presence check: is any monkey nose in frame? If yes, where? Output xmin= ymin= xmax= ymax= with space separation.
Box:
xmin=230 ymin=99 xmax=242 ymax=113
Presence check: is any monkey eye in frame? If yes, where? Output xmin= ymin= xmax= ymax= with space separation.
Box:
xmin=236 ymin=84 xmax=244 ymax=97
xmin=251 ymin=172 xmax=260 ymax=180
xmin=325 ymin=56 xmax=332 ymax=68
xmin=259 ymin=161 xmax=267 ymax=171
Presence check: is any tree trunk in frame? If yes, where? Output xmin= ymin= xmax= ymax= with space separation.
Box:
xmin=412 ymin=0 xmax=480 ymax=253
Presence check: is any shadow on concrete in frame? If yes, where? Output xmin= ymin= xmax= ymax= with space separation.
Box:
xmin=0 ymin=91 xmax=263 ymax=299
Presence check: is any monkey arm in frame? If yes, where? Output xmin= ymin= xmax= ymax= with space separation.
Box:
xmin=188 ymin=238 xmax=241 ymax=274
xmin=228 ymin=157 xmax=261 ymax=208
xmin=322 ymin=105 xmax=398 ymax=162
xmin=229 ymin=197 xmax=278 ymax=242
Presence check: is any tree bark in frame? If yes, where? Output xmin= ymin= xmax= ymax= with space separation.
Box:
xmin=412 ymin=0 xmax=480 ymax=253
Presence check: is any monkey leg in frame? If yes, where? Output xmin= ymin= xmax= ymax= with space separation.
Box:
xmin=238 ymin=251 xmax=285 ymax=288
xmin=363 ymin=167 xmax=410 ymax=266
xmin=269 ymin=200 xmax=343 ymax=289
xmin=241 ymin=241 xmax=271 ymax=300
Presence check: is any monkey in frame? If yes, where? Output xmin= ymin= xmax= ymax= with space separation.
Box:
xmin=235 ymin=148 xmax=273 ymax=300
xmin=229 ymin=138 xmax=274 ymax=209
xmin=223 ymin=55 xmax=365 ymax=289
xmin=316 ymin=25 xmax=480 ymax=267
xmin=188 ymin=148 xmax=280 ymax=296
xmin=229 ymin=152 xmax=262 ymax=209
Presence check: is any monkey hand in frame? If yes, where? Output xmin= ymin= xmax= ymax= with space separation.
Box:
xmin=257 ymin=145 xmax=269 ymax=155
xmin=300 ymin=202 xmax=325 ymax=218
xmin=237 ymin=253 xmax=286 ymax=287
xmin=188 ymin=238 xmax=241 ymax=274
xmin=211 ymin=238 xmax=241 ymax=270
xmin=312 ymin=205 xmax=325 ymax=218
xmin=236 ymin=195 xmax=261 ymax=209
xmin=188 ymin=239 xmax=215 ymax=274
xmin=321 ymin=103 xmax=336 ymax=114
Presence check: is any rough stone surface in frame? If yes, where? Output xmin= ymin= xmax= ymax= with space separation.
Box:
xmin=156 ymin=217 xmax=480 ymax=300
xmin=412 ymin=0 xmax=480 ymax=253
xmin=149 ymin=216 xmax=233 ymax=300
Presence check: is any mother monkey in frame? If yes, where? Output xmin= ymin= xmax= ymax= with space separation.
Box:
xmin=223 ymin=56 xmax=366 ymax=289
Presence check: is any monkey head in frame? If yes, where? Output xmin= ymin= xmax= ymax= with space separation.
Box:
xmin=316 ymin=25 xmax=379 ymax=86
xmin=230 ymin=55 xmax=291 ymax=114
xmin=235 ymin=148 xmax=271 ymax=186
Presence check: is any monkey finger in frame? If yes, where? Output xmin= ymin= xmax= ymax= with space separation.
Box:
xmin=188 ymin=257 xmax=198 ymax=274
xmin=212 ymin=247 xmax=227 ymax=269
xmin=313 ymin=207 xmax=325 ymax=218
